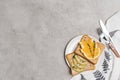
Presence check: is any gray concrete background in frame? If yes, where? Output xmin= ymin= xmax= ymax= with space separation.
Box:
xmin=0 ymin=0 xmax=120 ymax=80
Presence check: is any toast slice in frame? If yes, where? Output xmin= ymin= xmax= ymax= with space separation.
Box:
xmin=66 ymin=53 xmax=95 ymax=76
xmin=75 ymin=35 xmax=105 ymax=64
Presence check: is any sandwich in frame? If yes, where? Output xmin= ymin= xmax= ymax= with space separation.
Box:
xmin=66 ymin=52 xmax=95 ymax=76
xmin=75 ymin=34 xmax=105 ymax=64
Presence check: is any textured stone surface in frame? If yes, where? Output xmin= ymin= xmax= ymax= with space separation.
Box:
xmin=0 ymin=0 xmax=120 ymax=80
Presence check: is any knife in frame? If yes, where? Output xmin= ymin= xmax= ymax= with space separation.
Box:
xmin=99 ymin=20 xmax=120 ymax=58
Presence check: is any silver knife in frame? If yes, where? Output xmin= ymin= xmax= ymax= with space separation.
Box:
xmin=99 ymin=20 xmax=120 ymax=58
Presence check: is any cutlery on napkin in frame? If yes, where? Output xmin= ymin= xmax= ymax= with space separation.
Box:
xmin=99 ymin=19 xmax=120 ymax=58
xmin=105 ymin=12 xmax=120 ymax=80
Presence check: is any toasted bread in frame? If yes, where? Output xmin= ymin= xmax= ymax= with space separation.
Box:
xmin=74 ymin=35 xmax=105 ymax=64
xmin=66 ymin=53 xmax=95 ymax=76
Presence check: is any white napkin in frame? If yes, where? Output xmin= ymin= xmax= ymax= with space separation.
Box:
xmin=106 ymin=11 xmax=120 ymax=80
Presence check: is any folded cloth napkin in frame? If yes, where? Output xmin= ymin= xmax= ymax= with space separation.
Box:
xmin=106 ymin=11 xmax=120 ymax=80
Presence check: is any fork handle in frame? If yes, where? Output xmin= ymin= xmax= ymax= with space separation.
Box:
xmin=109 ymin=42 xmax=120 ymax=58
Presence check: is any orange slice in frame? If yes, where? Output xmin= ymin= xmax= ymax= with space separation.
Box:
xmin=80 ymin=35 xmax=101 ymax=59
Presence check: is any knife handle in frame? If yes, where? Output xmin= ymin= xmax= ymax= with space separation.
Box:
xmin=109 ymin=43 xmax=120 ymax=58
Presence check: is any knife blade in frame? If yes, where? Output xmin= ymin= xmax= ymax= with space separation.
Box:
xmin=99 ymin=20 xmax=120 ymax=58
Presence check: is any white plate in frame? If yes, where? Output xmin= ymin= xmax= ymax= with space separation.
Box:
xmin=65 ymin=35 xmax=114 ymax=80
